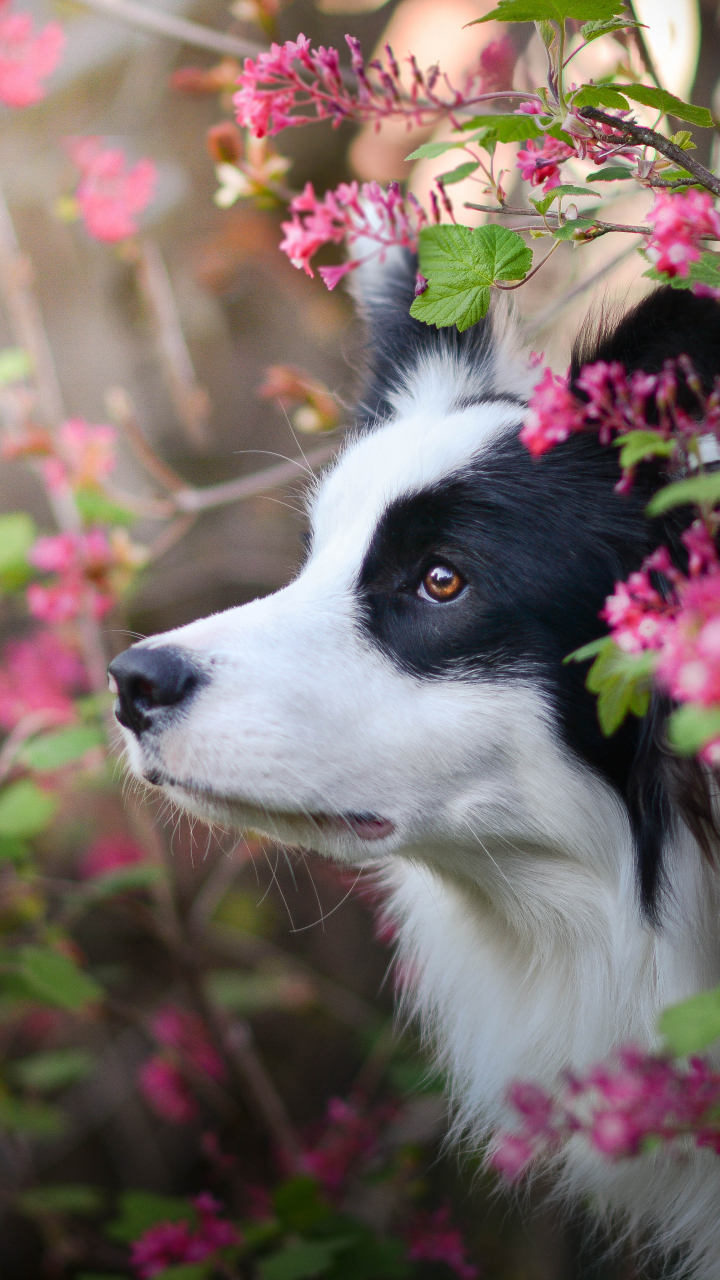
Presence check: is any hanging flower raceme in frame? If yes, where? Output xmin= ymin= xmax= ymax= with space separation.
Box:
xmin=279 ymin=179 xmax=428 ymax=288
xmin=0 ymin=0 xmax=64 ymax=108
xmin=130 ymin=1194 xmax=241 ymax=1278
xmin=645 ymin=190 xmax=720 ymax=279
xmin=406 ymin=1206 xmax=479 ymax=1280
xmin=516 ymin=135 xmax=573 ymax=191
xmin=26 ymin=527 xmax=146 ymax=622
xmin=64 ymin=137 xmax=157 ymax=243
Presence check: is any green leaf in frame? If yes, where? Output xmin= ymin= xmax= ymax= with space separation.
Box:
xmin=18 ymin=946 xmax=103 ymax=1010
xmin=410 ymin=225 xmax=532 ymax=331
xmin=613 ymin=84 xmax=714 ymax=129
xmin=0 ymin=837 xmax=31 ymax=864
xmin=0 ymin=780 xmax=58 ymax=838
xmin=613 ymin=430 xmax=676 ymax=470
xmin=572 ymin=84 xmax=630 ymax=110
xmin=581 ymin=17 xmax=644 ymax=41
xmin=21 ymin=725 xmax=105 ymax=772
xmin=273 ymin=1178 xmax=331 ymax=1234
xmin=107 ymin=1191 xmax=196 ymax=1243
xmin=646 ymin=472 xmax=720 ymax=516
xmin=404 ymin=140 xmax=465 ymax=161
xmin=74 ymin=487 xmax=135 ymax=528
xmin=206 ymin=970 xmax=312 ymax=1014
xmin=11 ymin=1048 xmax=96 ymax=1091
xmin=459 ymin=113 xmax=545 ymax=141
xmin=0 ymin=512 xmax=36 ymax=590
xmin=530 ymin=183 xmax=598 ymax=214
xmin=660 ymin=983 xmax=720 ymax=1055
xmin=327 ymin=1234 xmax=410 ymax=1280
xmin=0 ymin=1096 xmax=66 ymax=1136
xmin=473 ymin=1 xmax=626 ymax=22
xmin=18 ymin=1184 xmax=103 ymax=1216
xmin=586 ymin=165 xmax=635 ymax=181
xmin=260 ymin=1238 xmax=351 ymax=1280
xmin=0 ymin=348 xmax=33 ymax=386
xmin=563 ymin=635 xmax=611 ymax=665
xmin=550 ymin=217 xmax=598 ymax=240
xmin=644 ymin=251 xmax=720 ymax=293
xmin=666 ymin=704 xmax=720 ymax=755
xmin=584 ymin=642 xmax=656 ymax=735
xmin=152 ymin=1266 xmax=213 ymax=1280
xmin=76 ymin=863 xmax=162 ymax=903
xmin=437 ymin=161 xmax=480 ymax=184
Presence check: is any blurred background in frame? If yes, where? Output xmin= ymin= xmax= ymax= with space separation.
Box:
xmin=0 ymin=1 xmax=719 ymax=1276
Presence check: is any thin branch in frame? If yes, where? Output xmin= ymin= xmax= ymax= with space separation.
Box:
xmin=172 ymin=443 xmax=338 ymax=513
xmin=105 ymin=387 xmax=186 ymax=492
xmin=224 ymin=1017 xmax=303 ymax=1168
xmin=133 ymin=238 xmax=211 ymax=450
xmin=495 ymin=237 xmax=562 ymax=289
xmin=79 ymin=0 xmax=264 ymax=60
xmin=577 ymin=106 xmax=720 ymax=197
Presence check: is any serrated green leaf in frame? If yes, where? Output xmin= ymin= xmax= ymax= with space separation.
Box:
xmin=473 ymin=0 xmax=625 ymax=22
xmin=585 ymin=642 xmax=656 ymax=735
xmin=563 ymin=635 xmax=612 ymax=664
xmin=459 ymin=113 xmax=545 ymax=141
xmin=551 ymin=217 xmax=597 ymax=239
xmin=646 ymin=472 xmax=720 ymax=516
xmin=18 ymin=1184 xmax=103 ymax=1216
xmin=107 ymin=1191 xmax=196 ymax=1243
xmin=660 ymin=984 xmax=720 ymax=1055
xmin=74 ymin=487 xmax=135 ymax=528
xmin=572 ymin=84 xmax=630 ymax=110
xmin=531 ymin=184 xmax=598 ymax=215
xmin=404 ymin=140 xmax=465 ymax=161
xmin=0 ymin=512 xmax=36 ymax=582
xmin=260 ymin=1238 xmax=351 ymax=1280
xmin=437 ymin=161 xmax=480 ymax=185
xmin=11 ymin=1047 xmax=96 ymax=1091
xmin=410 ymin=225 xmax=532 ymax=331
xmin=613 ymin=430 xmax=676 ymax=469
xmin=0 ymin=780 xmax=58 ymax=837
xmin=612 ymin=84 xmax=714 ymax=129
xmin=0 ymin=348 xmax=33 ymax=386
xmin=18 ymin=946 xmax=103 ymax=1010
xmin=586 ymin=165 xmax=635 ymax=181
xmin=666 ymin=704 xmax=720 ymax=755
xmin=0 ymin=1096 xmax=66 ymax=1136
xmin=643 ymin=251 xmax=720 ymax=292
xmin=21 ymin=725 xmax=105 ymax=772
xmin=581 ymin=17 xmax=643 ymax=41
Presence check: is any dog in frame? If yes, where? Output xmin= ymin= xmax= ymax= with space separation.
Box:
xmin=109 ymin=256 xmax=720 ymax=1278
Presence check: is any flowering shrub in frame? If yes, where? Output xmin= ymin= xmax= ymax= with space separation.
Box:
xmin=0 ymin=0 xmax=64 ymax=108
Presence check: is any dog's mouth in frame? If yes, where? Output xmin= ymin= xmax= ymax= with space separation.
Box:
xmin=144 ymin=769 xmax=395 ymax=843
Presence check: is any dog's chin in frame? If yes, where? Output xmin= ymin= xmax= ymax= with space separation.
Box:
xmin=140 ymin=769 xmax=398 ymax=861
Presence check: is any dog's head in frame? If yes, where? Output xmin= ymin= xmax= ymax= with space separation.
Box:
xmin=109 ymin=259 xmax=720 ymax=914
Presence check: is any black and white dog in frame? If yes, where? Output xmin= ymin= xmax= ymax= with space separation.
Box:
xmin=110 ymin=258 xmax=720 ymax=1277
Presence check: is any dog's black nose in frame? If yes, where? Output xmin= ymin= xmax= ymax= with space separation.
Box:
xmin=108 ymin=645 xmax=204 ymax=736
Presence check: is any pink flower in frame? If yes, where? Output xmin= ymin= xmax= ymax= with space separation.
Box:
xmin=151 ymin=1005 xmax=227 ymax=1083
xmin=130 ymin=1194 xmax=240 ymax=1278
xmin=66 ymin=138 xmax=157 ymax=243
xmin=516 ymin=135 xmax=573 ymax=191
xmin=26 ymin=528 xmax=131 ymax=622
xmin=601 ymin=567 xmax=670 ymax=654
xmin=137 ymin=1056 xmax=198 ymax=1125
xmin=303 ymin=1095 xmax=392 ymax=1194
xmin=0 ymin=0 xmax=64 ymax=108
xmin=590 ymin=1109 xmax=641 ymax=1158
xmin=645 ymin=190 xmax=720 ymax=279
xmin=0 ymin=630 xmax=86 ymax=729
xmin=476 ymin=33 xmax=516 ymax=95
xmin=80 ymin=836 xmax=148 ymax=879
xmin=657 ymin=575 xmax=720 ymax=705
xmin=406 ymin=1206 xmax=479 ymax=1280
xmin=43 ymin=418 xmax=117 ymax=492
xmin=519 ymin=367 xmax=586 ymax=456
xmin=489 ymin=1132 xmax=535 ymax=1180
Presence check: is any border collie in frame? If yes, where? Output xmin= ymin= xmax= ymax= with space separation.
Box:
xmin=109 ymin=255 xmax=720 ymax=1278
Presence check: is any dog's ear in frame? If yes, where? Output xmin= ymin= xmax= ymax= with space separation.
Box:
xmin=571 ymin=287 xmax=720 ymax=391
xmin=349 ymin=248 xmax=534 ymax=424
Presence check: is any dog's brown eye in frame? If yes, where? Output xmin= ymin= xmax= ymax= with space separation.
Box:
xmin=419 ymin=564 xmax=466 ymax=603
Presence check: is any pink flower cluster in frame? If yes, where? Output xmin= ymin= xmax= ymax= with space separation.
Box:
xmin=491 ymin=1045 xmax=720 ymax=1182
xmin=79 ymin=835 xmax=148 ymax=879
xmin=0 ymin=630 xmax=86 ymax=730
xmin=406 ymin=1205 xmax=479 ymax=1280
xmin=138 ymin=1005 xmax=227 ymax=1125
xmin=65 ymin=137 xmax=157 ymax=244
xmin=303 ymin=1094 xmax=394 ymax=1193
xmin=235 ymin=33 xmax=520 ymax=139
xmin=0 ymin=0 xmax=64 ymax=108
xmin=645 ymin=190 xmax=720 ymax=279
xmin=27 ymin=529 xmax=117 ymax=622
xmin=42 ymin=418 xmax=117 ymax=493
xmin=516 ymin=135 xmax=574 ymax=191
xmin=130 ymin=1193 xmax=240 ymax=1279
xmin=280 ymin=179 xmax=428 ymax=288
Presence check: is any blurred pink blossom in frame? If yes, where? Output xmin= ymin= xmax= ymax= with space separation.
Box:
xmin=0 ymin=0 xmax=64 ymax=108
xmin=519 ymin=367 xmax=585 ymax=455
xmin=151 ymin=1005 xmax=227 ymax=1083
xmin=42 ymin=418 xmax=117 ymax=492
xmin=477 ymin=33 xmax=516 ymax=95
xmin=130 ymin=1193 xmax=240 ymax=1278
xmin=406 ymin=1205 xmax=479 ymax=1280
xmin=80 ymin=836 xmax=148 ymax=879
xmin=303 ymin=1095 xmax=393 ymax=1193
xmin=0 ymin=630 xmax=86 ymax=729
xmin=65 ymin=137 xmax=157 ymax=243
xmin=645 ymin=190 xmax=720 ymax=279
xmin=137 ymin=1055 xmax=198 ymax=1124
xmin=27 ymin=529 xmax=126 ymax=622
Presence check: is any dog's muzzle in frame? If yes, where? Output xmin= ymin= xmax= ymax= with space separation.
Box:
xmin=108 ymin=645 xmax=207 ymax=736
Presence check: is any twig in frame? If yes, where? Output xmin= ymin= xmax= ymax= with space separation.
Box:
xmin=105 ymin=387 xmax=186 ymax=492
xmin=0 ymin=709 xmax=67 ymax=783
xmin=146 ymin=513 xmax=197 ymax=563
xmin=79 ymin=0 xmax=264 ymax=60
xmin=172 ymin=443 xmax=338 ymax=513
xmin=577 ymin=106 xmax=720 ymax=198
xmin=133 ymin=238 xmax=211 ymax=449
xmin=224 ymin=1017 xmax=303 ymax=1168
xmin=495 ymin=237 xmax=562 ymax=289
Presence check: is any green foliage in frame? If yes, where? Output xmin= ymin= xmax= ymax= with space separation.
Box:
xmin=273 ymin=1178 xmax=332 ymax=1234
xmin=0 ymin=348 xmax=33 ymax=385
xmin=213 ymin=888 xmax=277 ymax=936
xmin=206 ymin=969 xmax=312 ymax=1014
xmin=613 ymin=84 xmax=714 ymax=129
xmin=261 ymin=1179 xmax=410 ymax=1280
xmin=644 ymin=250 xmax=720 ymax=294
xmin=74 ymin=863 xmax=162 ymax=903
xmin=107 ymin=1190 xmax=197 ymax=1243
xmin=570 ymin=637 xmax=656 ymax=735
xmin=0 ymin=780 xmax=58 ymax=838
xmin=18 ymin=1183 xmax=103 ymax=1216
xmin=472 ymin=0 xmax=626 ymax=23
xmin=404 ymin=140 xmax=465 ymax=161
xmin=436 ymin=161 xmax=480 ymax=184
xmin=586 ymin=165 xmax=635 ymax=181
xmin=549 ymin=217 xmax=597 ymax=240
xmin=646 ymin=471 xmax=720 ymax=516
xmin=530 ymin=184 xmax=598 ymax=215
xmin=613 ymin=430 xmax=676 ymax=470
xmin=17 ymin=945 xmax=103 ymax=1009
xmin=21 ymin=725 xmax=105 ymax=772
xmin=459 ymin=113 xmax=545 ymax=142
xmin=259 ymin=1237 xmax=352 ymax=1280
xmin=0 ymin=1095 xmax=66 ymax=1136
xmin=151 ymin=1265 xmax=213 ymax=1280
xmin=0 ymin=512 xmax=36 ymax=591
xmin=666 ymin=704 xmax=720 ymax=756
xmin=660 ymin=984 xmax=720 ymax=1055
xmin=572 ymin=84 xmax=630 ymax=110
xmin=581 ymin=16 xmax=644 ymax=41
xmin=410 ymin=225 xmax=532 ymax=330
xmin=74 ymin=487 xmax=135 ymax=527
xmin=0 ymin=837 xmax=31 ymax=864
xmin=11 ymin=1047 xmax=96 ymax=1091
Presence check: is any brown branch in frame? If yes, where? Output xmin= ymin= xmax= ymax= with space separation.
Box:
xmin=173 ymin=444 xmax=338 ymax=513
xmin=78 ymin=0 xmax=264 ymax=59
xmin=105 ymin=387 xmax=186 ymax=492
xmin=577 ymin=106 xmax=720 ymax=197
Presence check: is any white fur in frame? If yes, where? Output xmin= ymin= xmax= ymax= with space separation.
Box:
xmin=116 ymin=319 xmax=720 ymax=1278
